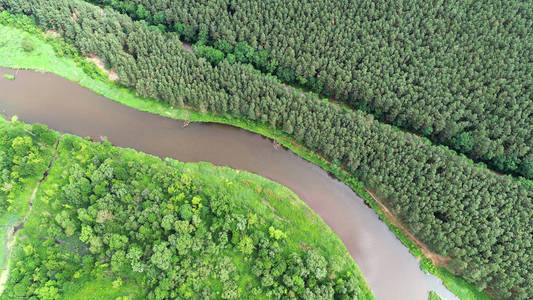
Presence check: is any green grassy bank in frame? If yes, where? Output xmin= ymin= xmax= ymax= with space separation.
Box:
xmin=0 ymin=117 xmax=373 ymax=299
xmin=0 ymin=13 xmax=488 ymax=300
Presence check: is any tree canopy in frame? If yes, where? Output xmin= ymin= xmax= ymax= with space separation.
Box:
xmin=0 ymin=1 xmax=532 ymax=298
xmin=1 ymin=121 xmax=373 ymax=299
xmin=86 ymin=0 xmax=533 ymax=179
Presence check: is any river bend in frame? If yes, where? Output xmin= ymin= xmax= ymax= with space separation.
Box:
xmin=0 ymin=67 xmax=458 ymax=300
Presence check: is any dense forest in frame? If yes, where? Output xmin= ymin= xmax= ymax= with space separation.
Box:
xmin=0 ymin=1 xmax=531 ymax=298
xmin=1 ymin=119 xmax=372 ymax=299
xmin=84 ymin=0 xmax=533 ymax=179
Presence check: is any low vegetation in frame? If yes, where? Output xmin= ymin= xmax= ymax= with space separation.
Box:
xmin=0 ymin=117 xmax=373 ymax=299
xmin=1 ymin=6 xmax=530 ymax=298
xmin=429 ymin=291 xmax=443 ymax=300
xmin=0 ymin=117 xmax=59 ymax=291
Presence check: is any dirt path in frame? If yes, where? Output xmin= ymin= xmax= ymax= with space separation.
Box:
xmin=0 ymin=135 xmax=63 ymax=295
xmin=0 ymin=228 xmax=16 ymax=292
xmin=87 ymin=54 xmax=119 ymax=81
xmin=365 ymin=188 xmax=451 ymax=267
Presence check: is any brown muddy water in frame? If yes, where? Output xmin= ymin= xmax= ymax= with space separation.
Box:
xmin=0 ymin=67 xmax=459 ymax=300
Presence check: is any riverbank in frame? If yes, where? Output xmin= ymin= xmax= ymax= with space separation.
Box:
xmin=0 ymin=117 xmax=374 ymax=299
xmin=0 ymin=16 xmax=488 ymax=300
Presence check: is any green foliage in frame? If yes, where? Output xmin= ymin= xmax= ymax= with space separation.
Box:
xmin=0 ymin=119 xmax=57 ymax=212
xmin=233 ymin=41 xmax=255 ymax=64
xmin=452 ymin=132 xmax=474 ymax=154
xmin=20 ymin=37 xmax=33 ymax=52
xmin=428 ymin=291 xmax=442 ymax=300
xmin=87 ymin=0 xmax=533 ymax=179
xmin=0 ymin=118 xmax=58 ymax=287
xmin=2 ymin=73 xmax=14 ymax=80
xmin=1 ymin=126 xmax=372 ymax=299
xmin=0 ymin=3 xmax=531 ymax=298
xmin=420 ymin=258 xmax=436 ymax=275
xmin=268 ymin=226 xmax=286 ymax=240
xmin=0 ymin=22 xmax=492 ymax=300
xmin=195 ymin=45 xmax=225 ymax=65
xmin=213 ymin=40 xmax=233 ymax=55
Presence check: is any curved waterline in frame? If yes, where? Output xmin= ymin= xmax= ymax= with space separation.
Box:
xmin=0 ymin=67 xmax=458 ymax=300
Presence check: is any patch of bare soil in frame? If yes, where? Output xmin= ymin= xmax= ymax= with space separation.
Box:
xmin=87 ymin=54 xmax=119 ymax=81
xmin=71 ymin=9 xmax=79 ymax=22
xmin=182 ymin=42 xmax=193 ymax=52
xmin=365 ymin=188 xmax=452 ymax=268
xmin=45 ymin=29 xmax=61 ymax=38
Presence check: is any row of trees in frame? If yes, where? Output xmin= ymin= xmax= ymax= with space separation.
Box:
xmin=0 ymin=1 xmax=531 ymax=298
xmin=84 ymin=0 xmax=533 ymax=179
xmin=3 ymin=131 xmax=371 ymax=299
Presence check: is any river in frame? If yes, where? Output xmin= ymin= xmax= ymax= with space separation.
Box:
xmin=0 ymin=67 xmax=459 ymax=300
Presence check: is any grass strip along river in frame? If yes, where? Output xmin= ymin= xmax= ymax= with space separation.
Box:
xmin=0 ymin=20 xmax=488 ymax=300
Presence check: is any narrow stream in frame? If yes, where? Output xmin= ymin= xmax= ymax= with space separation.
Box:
xmin=0 ymin=67 xmax=459 ymax=300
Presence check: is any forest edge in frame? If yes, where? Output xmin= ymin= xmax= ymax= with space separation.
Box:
xmin=0 ymin=17 xmax=489 ymax=300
